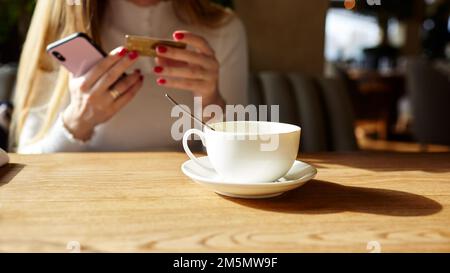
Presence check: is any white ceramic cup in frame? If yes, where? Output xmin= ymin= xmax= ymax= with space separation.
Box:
xmin=182 ymin=121 xmax=301 ymax=183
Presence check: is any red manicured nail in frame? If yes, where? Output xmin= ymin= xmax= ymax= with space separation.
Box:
xmin=128 ymin=50 xmax=139 ymax=60
xmin=118 ymin=48 xmax=128 ymax=57
xmin=174 ymin=32 xmax=185 ymax=40
xmin=154 ymin=66 xmax=164 ymax=73
xmin=157 ymin=78 xmax=166 ymax=85
xmin=156 ymin=46 xmax=167 ymax=54
xmin=139 ymin=75 xmax=144 ymax=81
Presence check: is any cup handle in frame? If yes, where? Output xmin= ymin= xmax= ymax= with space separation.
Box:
xmin=183 ymin=129 xmax=215 ymax=171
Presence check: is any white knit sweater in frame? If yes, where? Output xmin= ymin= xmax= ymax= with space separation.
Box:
xmin=17 ymin=0 xmax=248 ymax=153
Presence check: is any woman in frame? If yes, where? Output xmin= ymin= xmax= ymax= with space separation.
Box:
xmin=11 ymin=0 xmax=248 ymax=153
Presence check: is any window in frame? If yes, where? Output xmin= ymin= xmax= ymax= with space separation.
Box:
xmin=325 ymin=8 xmax=381 ymax=61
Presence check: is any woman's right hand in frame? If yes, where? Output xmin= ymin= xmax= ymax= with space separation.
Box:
xmin=63 ymin=47 xmax=143 ymax=141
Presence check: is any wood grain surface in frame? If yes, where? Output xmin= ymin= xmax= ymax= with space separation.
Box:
xmin=0 ymin=152 xmax=449 ymax=253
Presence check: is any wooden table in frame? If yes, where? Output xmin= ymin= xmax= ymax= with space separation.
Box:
xmin=1 ymin=152 xmax=449 ymax=253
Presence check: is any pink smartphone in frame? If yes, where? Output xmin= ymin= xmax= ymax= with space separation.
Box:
xmin=46 ymin=32 xmax=107 ymax=77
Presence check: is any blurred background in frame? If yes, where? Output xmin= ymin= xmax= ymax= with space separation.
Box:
xmin=0 ymin=0 xmax=449 ymax=153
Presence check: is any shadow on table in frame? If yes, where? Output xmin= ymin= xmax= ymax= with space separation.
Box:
xmin=304 ymin=152 xmax=450 ymax=173
xmin=222 ymin=180 xmax=442 ymax=217
xmin=0 ymin=164 xmax=25 ymax=187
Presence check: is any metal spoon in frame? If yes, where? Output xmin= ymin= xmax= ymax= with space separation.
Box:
xmin=165 ymin=94 xmax=216 ymax=131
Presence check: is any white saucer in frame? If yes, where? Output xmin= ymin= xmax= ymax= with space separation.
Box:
xmin=181 ymin=156 xmax=317 ymax=199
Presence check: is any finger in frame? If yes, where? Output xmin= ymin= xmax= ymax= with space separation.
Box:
xmin=79 ymin=47 xmax=129 ymax=92
xmin=156 ymin=77 xmax=209 ymax=92
xmin=113 ymin=77 xmax=144 ymax=111
xmin=153 ymin=65 xmax=215 ymax=81
xmin=108 ymin=70 xmax=142 ymax=98
xmin=156 ymin=45 xmax=218 ymax=70
xmin=173 ymin=31 xmax=215 ymax=56
xmin=155 ymin=56 xmax=187 ymax=68
xmin=91 ymin=50 xmax=140 ymax=94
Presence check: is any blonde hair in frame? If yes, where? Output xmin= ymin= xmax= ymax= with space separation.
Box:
xmin=11 ymin=0 xmax=229 ymax=148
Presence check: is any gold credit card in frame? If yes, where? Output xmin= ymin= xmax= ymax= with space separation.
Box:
xmin=125 ymin=35 xmax=187 ymax=57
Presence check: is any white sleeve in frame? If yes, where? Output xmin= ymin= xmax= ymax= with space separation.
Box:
xmin=15 ymin=70 xmax=92 ymax=154
xmin=217 ymin=16 xmax=249 ymax=106
xmin=17 ymin=111 xmax=90 ymax=154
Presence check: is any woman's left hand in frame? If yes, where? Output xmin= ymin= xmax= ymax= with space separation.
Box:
xmin=153 ymin=31 xmax=225 ymax=107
